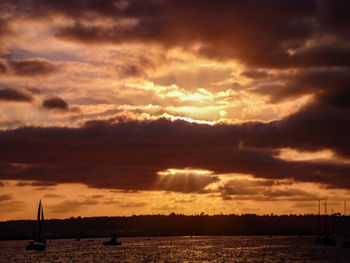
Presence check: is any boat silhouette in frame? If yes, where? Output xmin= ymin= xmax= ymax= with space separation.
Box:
xmin=103 ymin=233 xmax=122 ymax=246
xmin=26 ymin=200 xmax=46 ymax=251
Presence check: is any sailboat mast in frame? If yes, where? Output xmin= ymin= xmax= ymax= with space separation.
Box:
xmin=35 ymin=200 xmax=41 ymax=242
xmin=324 ymin=199 xmax=328 ymax=238
xmin=40 ymin=203 xmax=46 ymax=243
xmin=37 ymin=200 xmax=41 ymax=221
xmin=345 ymin=200 xmax=347 ymax=216
xmin=317 ymin=199 xmax=320 ymax=237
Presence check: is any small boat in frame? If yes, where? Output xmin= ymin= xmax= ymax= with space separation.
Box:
xmin=103 ymin=234 xmax=122 ymax=246
xmin=26 ymin=200 xmax=46 ymax=251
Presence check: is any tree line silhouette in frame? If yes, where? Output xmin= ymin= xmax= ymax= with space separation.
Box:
xmin=1 ymin=214 xmax=349 ymax=240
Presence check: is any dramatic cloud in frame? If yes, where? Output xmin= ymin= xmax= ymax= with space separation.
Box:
xmin=43 ymin=97 xmax=69 ymax=110
xmin=0 ymin=1 xmax=346 ymax=67
xmin=250 ymin=68 xmax=350 ymax=105
xmin=0 ymin=112 xmax=349 ymax=192
xmin=47 ymin=0 xmax=348 ymax=68
xmin=241 ymin=102 xmax=350 ymax=158
xmin=0 ymin=88 xmax=33 ymax=102
xmin=10 ymin=59 xmax=58 ymax=76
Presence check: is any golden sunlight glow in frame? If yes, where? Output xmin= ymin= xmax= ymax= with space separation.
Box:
xmin=157 ymin=168 xmax=213 ymax=176
xmin=160 ymin=113 xmax=217 ymax=125
xmin=276 ymin=148 xmax=335 ymax=162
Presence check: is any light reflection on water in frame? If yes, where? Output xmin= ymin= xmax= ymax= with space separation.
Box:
xmin=1 ymin=236 xmax=350 ymax=262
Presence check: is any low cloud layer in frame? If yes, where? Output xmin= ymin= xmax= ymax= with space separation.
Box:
xmin=1 ymin=102 xmax=350 ymax=193
xmin=0 ymin=88 xmax=33 ymax=102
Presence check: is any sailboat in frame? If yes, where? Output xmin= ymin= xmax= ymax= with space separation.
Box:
xmin=26 ymin=200 xmax=46 ymax=251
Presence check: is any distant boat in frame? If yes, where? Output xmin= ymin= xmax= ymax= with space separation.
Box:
xmin=103 ymin=233 xmax=122 ymax=246
xmin=26 ymin=200 xmax=46 ymax=251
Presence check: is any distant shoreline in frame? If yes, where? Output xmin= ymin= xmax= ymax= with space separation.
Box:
xmin=1 ymin=214 xmax=349 ymax=241
xmin=1 ymin=213 xmax=348 ymax=222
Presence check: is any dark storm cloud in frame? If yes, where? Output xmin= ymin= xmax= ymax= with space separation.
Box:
xmin=2 ymin=0 xmax=349 ymax=68
xmin=0 ymin=111 xmax=350 ymax=192
xmin=249 ymin=68 xmax=350 ymax=107
xmin=10 ymin=58 xmax=58 ymax=76
xmin=241 ymin=102 xmax=350 ymax=158
xmin=43 ymin=97 xmax=69 ymax=110
xmin=52 ymin=0 xmax=315 ymax=67
xmin=49 ymin=0 xmax=348 ymax=68
xmin=0 ymin=88 xmax=33 ymax=102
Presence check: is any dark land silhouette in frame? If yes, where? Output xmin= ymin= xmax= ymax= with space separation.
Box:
xmin=1 ymin=214 xmax=349 ymax=240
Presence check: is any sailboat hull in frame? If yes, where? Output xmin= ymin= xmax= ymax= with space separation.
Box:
xmin=26 ymin=242 xmax=46 ymax=251
xmin=103 ymin=240 xmax=122 ymax=246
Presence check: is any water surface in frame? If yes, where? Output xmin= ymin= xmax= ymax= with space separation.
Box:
xmin=1 ymin=236 xmax=350 ymax=262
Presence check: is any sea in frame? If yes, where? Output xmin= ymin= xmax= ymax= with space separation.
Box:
xmin=1 ymin=236 xmax=350 ymax=262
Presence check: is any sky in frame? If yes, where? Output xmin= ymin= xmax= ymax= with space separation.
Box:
xmin=0 ymin=0 xmax=350 ymax=220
